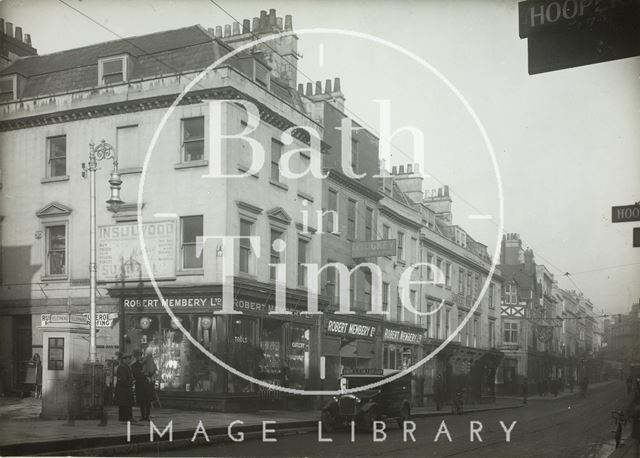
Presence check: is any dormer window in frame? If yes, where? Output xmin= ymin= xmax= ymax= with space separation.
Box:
xmin=99 ymin=56 xmax=128 ymax=85
xmin=0 ymin=76 xmax=16 ymax=102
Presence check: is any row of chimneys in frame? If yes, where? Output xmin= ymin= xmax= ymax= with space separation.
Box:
xmin=424 ymin=186 xmax=450 ymax=199
xmin=207 ymin=9 xmax=293 ymax=39
xmin=0 ymin=18 xmax=32 ymax=46
xmin=297 ymin=77 xmax=342 ymax=97
xmin=391 ymin=163 xmax=421 ymax=175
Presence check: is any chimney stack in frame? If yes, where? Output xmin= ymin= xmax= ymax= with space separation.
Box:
xmin=242 ymin=19 xmax=251 ymax=33
xmin=269 ymin=9 xmax=277 ymax=28
xmin=14 ymin=26 xmax=22 ymax=42
xmin=306 ymin=82 xmax=312 ymax=95
xmin=315 ymin=81 xmax=322 ymax=95
xmin=215 ymin=25 xmax=222 ymax=37
xmin=284 ymin=15 xmax=293 ymax=31
xmin=224 ymin=24 xmax=231 ymax=37
xmin=252 ymin=17 xmax=259 ymax=32
xmin=297 ymin=83 xmax=304 ymax=94
xmin=333 ymin=77 xmax=341 ymax=92
xmin=6 ymin=22 xmax=13 ymax=38
xmin=325 ymin=79 xmax=332 ymax=93
xmin=232 ymin=22 xmax=240 ymax=35
xmin=277 ymin=17 xmax=283 ymax=30
xmin=259 ymin=10 xmax=268 ymax=31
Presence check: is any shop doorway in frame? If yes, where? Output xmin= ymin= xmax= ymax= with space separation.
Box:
xmin=13 ymin=315 xmax=32 ymax=395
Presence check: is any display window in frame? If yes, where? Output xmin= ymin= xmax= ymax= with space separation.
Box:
xmin=227 ymin=317 xmax=259 ymax=393
xmin=287 ymin=325 xmax=310 ymax=390
xmin=384 ymin=343 xmax=416 ymax=370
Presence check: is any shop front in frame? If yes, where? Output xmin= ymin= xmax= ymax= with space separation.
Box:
xmin=119 ymin=289 xmax=318 ymax=412
xmin=320 ymin=315 xmax=381 ymax=391
xmin=382 ymin=324 xmax=424 ymax=406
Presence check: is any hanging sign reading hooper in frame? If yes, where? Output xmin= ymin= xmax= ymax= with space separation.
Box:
xmin=97 ymin=221 xmax=176 ymax=281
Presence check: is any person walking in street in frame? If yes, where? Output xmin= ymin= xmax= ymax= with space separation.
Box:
xmin=433 ymin=375 xmax=444 ymax=411
xmin=131 ymin=350 xmax=155 ymax=421
xmin=32 ymin=354 xmax=42 ymax=399
xmin=522 ymin=377 xmax=529 ymax=404
xmin=114 ymin=353 xmax=135 ymax=422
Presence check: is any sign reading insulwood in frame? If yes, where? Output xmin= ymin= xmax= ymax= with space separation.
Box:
xmin=97 ymin=221 xmax=176 ymax=281
xmin=612 ymin=204 xmax=640 ymax=223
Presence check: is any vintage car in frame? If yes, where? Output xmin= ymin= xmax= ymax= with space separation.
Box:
xmin=321 ymin=368 xmax=411 ymax=432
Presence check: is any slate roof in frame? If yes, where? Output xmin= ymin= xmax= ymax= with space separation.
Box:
xmin=0 ymin=25 xmax=297 ymax=104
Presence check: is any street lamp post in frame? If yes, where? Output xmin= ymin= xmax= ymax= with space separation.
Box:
xmin=82 ymin=140 xmax=123 ymax=417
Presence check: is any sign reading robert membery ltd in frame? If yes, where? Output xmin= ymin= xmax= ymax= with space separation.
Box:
xmin=97 ymin=221 xmax=176 ymax=282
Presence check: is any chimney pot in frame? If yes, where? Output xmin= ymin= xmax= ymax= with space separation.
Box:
xmin=333 ymin=77 xmax=341 ymax=92
xmin=407 ymin=164 xmax=413 ymax=173
xmin=242 ymin=19 xmax=251 ymax=33
xmin=224 ymin=24 xmax=231 ymax=37
xmin=444 ymin=185 xmax=449 ymax=196
xmin=6 ymin=22 xmax=13 ymax=38
xmin=232 ymin=22 xmax=240 ymax=35
xmin=285 ymin=15 xmax=293 ymax=31
xmin=277 ymin=17 xmax=283 ymax=30
xmin=399 ymin=165 xmax=405 ymax=174
xmin=15 ymin=26 xmax=22 ymax=42
xmin=207 ymin=27 xmax=215 ymax=37
xmin=297 ymin=83 xmax=304 ymax=94
xmin=438 ymin=188 xmax=443 ymax=197
xmin=325 ymin=79 xmax=332 ymax=93
xmin=252 ymin=17 xmax=259 ymax=32
xmin=259 ymin=10 xmax=268 ymax=31
xmin=215 ymin=25 xmax=223 ymax=37
xmin=305 ymin=82 xmax=313 ymax=95
xmin=315 ymin=81 xmax=322 ymax=95
xmin=392 ymin=166 xmax=398 ymax=175
xmin=269 ymin=9 xmax=277 ymax=27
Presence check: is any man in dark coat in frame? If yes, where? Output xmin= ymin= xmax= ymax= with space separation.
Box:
xmin=131 ymin=350 xmax=155 ymax=421
xmin=433 ymin=375 xmax=444 ymax=411
xmin=114 ymin=354 xmax=135 ymax=422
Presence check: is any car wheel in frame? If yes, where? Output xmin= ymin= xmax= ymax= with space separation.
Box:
xmin=397 ymin=404 xmax=410 ymax=428
xmin=363 ymin=406 xmax=378 ymax=433
xmin=321 ymin=410 xmax=336 ymax=433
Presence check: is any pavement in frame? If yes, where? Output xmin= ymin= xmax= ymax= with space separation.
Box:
xmin=0 ymin=394 xmax=524 ymax=456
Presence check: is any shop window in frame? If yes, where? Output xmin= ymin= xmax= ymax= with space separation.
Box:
xmin=181 ymin=117 xmax=205 ymax=162
xmin=181 ymin=215 xmax=203 ymax=269
xmin=157 ymin=315 xmax=191 ymax=391
xmin=259 ymin=319 xmax=284 ymax=402
xmin=270 ymin=139 xmax=283 ymax=183
xmin=347 ymin=199 xmax=357 ymax=240
xmin=297 ymin=238 xmax=309 ymax=287
xmin=47 ymin=135 xmax=67 ymax=178
xmin=239 ymin=219 xmax=254 ymax=274
xmin=116 ymin=125 xmax=140 ymax=170
xmin=48 ymin=337 xmax=64 ymax=370
xmin=287 ymin=325 xmax=311 ymax=390
xmin=46 ymin=224 xmax=67 ymax=277
xmin=228 ymin=317 xmax=259 ymax=393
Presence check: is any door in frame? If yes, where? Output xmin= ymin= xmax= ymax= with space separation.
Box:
xmin=13 ymin=315 xmax=33 ymax=393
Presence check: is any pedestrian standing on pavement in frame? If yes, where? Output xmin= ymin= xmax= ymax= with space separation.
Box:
xmin=114 ymin=353 xmax=135 ymax=422
xmin=522 ymin=377 xmax=528 ymax=404
xmin=32 ymin=353 xmax=42 ymax=399
xmin=433 ymin=375 xmax=444 ymax=411
xmin=131 ymin=350 xmax=154 ymax=421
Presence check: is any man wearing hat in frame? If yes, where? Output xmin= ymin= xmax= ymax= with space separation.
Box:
xmin=131 ymin=349 xmax=155 ymax=421
xmin=114 ymin=353 xmax=135 ymax=422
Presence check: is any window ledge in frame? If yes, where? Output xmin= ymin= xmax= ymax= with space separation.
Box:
xmin=41 ymin=175 xmax=70 ymax=184
xmin=174 ymin=160 xmax=208 ymax=170
xmin=41 ymin=274 xmax=68 ymax=282
xmin=119 ymin=167 xmax=143 ymax=175
xmin=269 ymin=180 xmax=288 ymax=191
xmin=176 ymin=269 xmax=204 ymax=276
xmin=237 ymin=165 xmax=259 ymax=178
xmin=297 ymin=191 xmax=314 ymax=202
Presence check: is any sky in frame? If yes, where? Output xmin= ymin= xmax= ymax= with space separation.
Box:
xmin=1 ymin=0 xmax=638 ymax=315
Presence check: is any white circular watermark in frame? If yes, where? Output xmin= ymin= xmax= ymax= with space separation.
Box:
xmin=137 ymin=28 xmax=504 ymax=396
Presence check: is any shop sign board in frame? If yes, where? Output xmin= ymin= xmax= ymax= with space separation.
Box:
xmin=123 ymin=295 xmax=312 ymax=317
xmin=383 ymin=327 xmax=423 ymax=345
xmin=97 ymin=221 xmax=176 ymax=282
xmin=40 ymin=313 xmax=118 ymax=327
xmin=342 ymin=368 xmax=384 ymax=376
xmin=351 ymin=239 xmax=397 ymax=258
xmin=518 ymin=0 xmax=640 ymax=74
xmin=612 ymin=204 xmax=640 ymax=223
xmin=325 ymin=318 xmax=377 ymax=339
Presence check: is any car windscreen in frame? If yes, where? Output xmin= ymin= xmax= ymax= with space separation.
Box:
xmin=344 ymin=376 xmax=382 ymax=389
